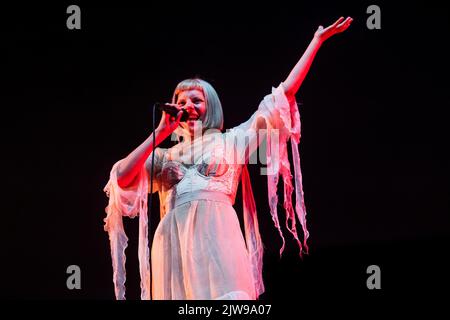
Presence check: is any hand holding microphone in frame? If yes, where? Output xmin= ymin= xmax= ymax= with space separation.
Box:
xmin=154 ymin=103 xmax=187 ymax=140
xmin=157 ymin=103 xmax=189 ymax=122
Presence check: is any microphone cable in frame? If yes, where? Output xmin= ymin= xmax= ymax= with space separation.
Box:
xmin=148 ymin=103 xmax=157 ymax=300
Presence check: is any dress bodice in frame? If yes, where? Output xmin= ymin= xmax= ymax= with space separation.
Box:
xmin=154 ymin=132 xmax=243 ymax=213
xmin=160 ymin=160 xmax=241 ymax=205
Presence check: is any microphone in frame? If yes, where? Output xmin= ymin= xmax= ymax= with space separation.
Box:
xmin=156 ymin=103 xmax=189 ymax=122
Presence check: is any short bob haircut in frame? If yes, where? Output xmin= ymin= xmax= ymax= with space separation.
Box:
xmin=172 ymin=78 xmax=224 ymax=131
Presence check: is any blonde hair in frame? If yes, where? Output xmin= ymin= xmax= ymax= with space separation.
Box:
xmin=172 ymin=78 xmax=224 ymax=131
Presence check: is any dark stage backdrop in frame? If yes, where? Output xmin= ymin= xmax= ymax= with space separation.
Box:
xmin=2 ymin=1 xmax=449 ymax=303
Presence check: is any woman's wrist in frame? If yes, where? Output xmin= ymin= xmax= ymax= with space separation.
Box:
xmin=154 ymin=127 xmax=170 ymax=145
xmin=313 ymin=34 xmax=325 ymax=46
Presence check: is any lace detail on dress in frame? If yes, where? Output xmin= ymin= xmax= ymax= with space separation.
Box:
xmin=160 ymin=160 xmax=240 ymax=201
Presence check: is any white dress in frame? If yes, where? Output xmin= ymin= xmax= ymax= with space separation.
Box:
xmin=103 ymin=84 xmax=309 ymax=300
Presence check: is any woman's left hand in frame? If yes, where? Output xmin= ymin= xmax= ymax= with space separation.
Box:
xmin=314 ymin=16 xmax=353 ymax=43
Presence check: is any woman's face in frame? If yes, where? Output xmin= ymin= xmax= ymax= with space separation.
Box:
xmin=176 ymin=89 xmax=207 ymax=137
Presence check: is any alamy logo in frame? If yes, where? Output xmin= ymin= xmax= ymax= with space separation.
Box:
xmin=366 ymin=265 xmax=381 ymax=289
xmin=66 ymin=265 xmax=81 ymax=290
xmin=66 ymin=5 xmax=81 ymax=30
xmin=366 ymin=5 xmax=381 ymax=30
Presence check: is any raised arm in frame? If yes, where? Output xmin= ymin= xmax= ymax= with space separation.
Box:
xmin=116 ymin=108 xmax=183 ymax=188
xmin=282 ymin=16 xmax=353 ymax=101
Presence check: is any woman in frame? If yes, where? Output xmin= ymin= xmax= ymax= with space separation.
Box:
xmin=104 ymin=16 xmax=352 ymax=300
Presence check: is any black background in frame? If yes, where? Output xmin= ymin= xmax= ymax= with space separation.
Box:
xmin=2 ymin=1 xmax=449 ymax=303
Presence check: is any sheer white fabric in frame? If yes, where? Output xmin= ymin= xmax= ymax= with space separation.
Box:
xmin=103 ymin=84 xmax=309 ymax=300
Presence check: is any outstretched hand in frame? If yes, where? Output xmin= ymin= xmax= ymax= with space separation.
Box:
xmin=314 ymin=16 xmax=353 ymax=43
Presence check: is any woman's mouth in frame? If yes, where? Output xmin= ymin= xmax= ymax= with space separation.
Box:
xmin=187 ymin=116 xmax=200 ymax=123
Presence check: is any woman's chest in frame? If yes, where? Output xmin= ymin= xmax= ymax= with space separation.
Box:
xmin=159 ymin=141 xmax=240 ymax=194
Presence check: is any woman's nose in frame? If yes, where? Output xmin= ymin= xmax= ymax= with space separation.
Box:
xmin=184 ymin=101 xmax=195 ymax=110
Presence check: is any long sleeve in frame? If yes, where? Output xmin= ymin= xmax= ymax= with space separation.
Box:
xmin=103 ymin=148 xmax=164 ymax=300
xmin=226 ymin=83 xmax=309 ymax=258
